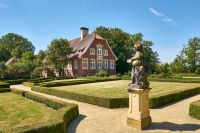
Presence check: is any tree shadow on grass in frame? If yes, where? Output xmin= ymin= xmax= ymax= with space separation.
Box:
xmin=147 ymin=122 xmax=200 ymax=131
xmin=67 ymin=114 xmax=87 ymax=133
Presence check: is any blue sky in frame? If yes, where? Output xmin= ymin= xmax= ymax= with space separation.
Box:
xmin=0 ymin=0 xmax=200 ymax=63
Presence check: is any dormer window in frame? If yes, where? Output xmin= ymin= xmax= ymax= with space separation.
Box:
xmin=97 ymin=48 xmax=102 ymax=55
xmin=103 ymin=50 xmax=108 ymax=56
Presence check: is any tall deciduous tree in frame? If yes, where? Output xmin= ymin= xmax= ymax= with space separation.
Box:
xmin=47 ymin=38 xmax=72 ymax=76
xmin=0 ymin=33 xmax=35 ymax=62
xmin=96 ymin=26 xmax=159 ymax=74
xmin=171 ymin=37 xmax=200 ymax=74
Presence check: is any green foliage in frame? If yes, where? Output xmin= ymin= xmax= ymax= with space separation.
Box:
xmin=10 ymin=89 xmax=79 ymax=133
xmin=0 ymin=61 xmax=6 ymax=78
xmin=189 ymin=100 xmax=200 ymax=120
xmin=171 ymin=37 xmax=200 ymax=74
xmin=0 ymin=88 xmax=11 ymax=93
xmin=96 ymin=26 xmax=159 ymax=74
xmin=0 ymin=82 xmax=10 ymax=88
xmin=96 ymin=70 xmax=109 ymax=77
xmin=150 ymin=87 xmax=200 ymax=108
xmin=47 ymin=38 xmax=72 ymax=76
xmin=3 ymin=60 xmax=36 ymax=79
xmin=0 ymin=33 xmax=35 ymax=62
xmin=149 ymin=77 xmax=200 ymax=83
xmin=39 ymin=77 xmax=121 ymax=87
xmin=32 ymin=85 xmax=128 ymax=108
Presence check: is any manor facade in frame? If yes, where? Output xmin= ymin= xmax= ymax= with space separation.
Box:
xmin=65 ymin=27 xmax=117 ymax=76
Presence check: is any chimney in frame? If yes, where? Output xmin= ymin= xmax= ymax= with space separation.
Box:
xmin=80 ymin=27 xmax=89 ymax=40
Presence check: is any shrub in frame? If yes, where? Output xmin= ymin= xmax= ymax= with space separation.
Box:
xmin=39 ymin=77 xmax=121 ymax=87
xmin=96 ymin=70 xmax=109 ymax=77
xmin=0 ymin=82 xmax=10 ymax=88
xmin=189 ymin=100 xmax=200 ymax=120
xmin=32 ymin=84 xmax=200 ymax=109
xmin=0 ymin=88 xmax=11 ymax=93
xmin=195 ymin=68 xmax=200 ymax=75
xmin=150 ymin=87 xmax=200 ymax=108
xmin=11 ymin=89 xmax=79 ymax=133
xmin=31 ymin=85 xmax=128 ymax=108
xmin=116 ymin=73 xmax=122 ymax=77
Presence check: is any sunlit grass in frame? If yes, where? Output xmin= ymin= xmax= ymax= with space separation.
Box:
xmin=51 ymin=80 xmax=200 ymax=98
xmin=0 ymin=93 xmax=56 ymax=132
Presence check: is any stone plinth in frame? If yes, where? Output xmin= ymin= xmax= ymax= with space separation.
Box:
xmin=127 ymin=87 xmax=152 ymax=130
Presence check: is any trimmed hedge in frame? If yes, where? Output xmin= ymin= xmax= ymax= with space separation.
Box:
xmin=10 ymin=88 xmax=79 ymax=133
xmin=149 ymin=87 xmax=200 ymax=108
xmin=149 ymin=77 xmax=200 ymax=83
xmin=189 ymin=99 xmax=200 ymax=120
xmin=39 ymin=77 xmax=121 ymax=87
xmin=0 ymin=82 xmax=10 ymax=88
xmin=32 ymin=85 xmax=200 ymax=108
xmin=0 ymin=88 xmax=11 ymax=93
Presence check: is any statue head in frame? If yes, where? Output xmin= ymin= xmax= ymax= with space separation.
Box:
xmin=134 ymin=42 xmax=143 ymax=51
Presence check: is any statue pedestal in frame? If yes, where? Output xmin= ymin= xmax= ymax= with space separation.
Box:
xmin=127 ymin=87 xmax=152 ymax=130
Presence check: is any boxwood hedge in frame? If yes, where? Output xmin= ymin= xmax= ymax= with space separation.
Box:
xmin=31 ymin=85 xmax=200 ymax=108
xmin=0 ymin=82 xmax=10 ymax=88
xmin=11 ymin=88 xmax=79 ymax=133
xmin=189 ymin=99 xmax=200 ymax=120
xmin=39 ymin=77 xmax=121 ymax=87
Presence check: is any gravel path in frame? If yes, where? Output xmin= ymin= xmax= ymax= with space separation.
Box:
xmin=10 ymin=85 xmax=200 ymax=133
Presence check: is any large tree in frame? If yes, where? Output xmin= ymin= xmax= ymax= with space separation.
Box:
xmin=171 ymin=37 xmax=200 ymax=74
xmin=46 ymin=38 xmax=72 ymax=76
xmin=96 ymin=26 xmax=159 ymax=74
xmin=0 ymin=33 xmax=35 ymax=62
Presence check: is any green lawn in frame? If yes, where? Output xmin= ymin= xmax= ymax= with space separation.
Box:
xmin=51 ymin=80 xmax=200 ymax=98
xmin=0 ymin=93 xmax=56 ymax=132
xmin=45 ymin=78 xmax=89 ymax=83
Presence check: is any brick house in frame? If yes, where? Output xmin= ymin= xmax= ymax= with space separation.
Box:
xmin=65 ymin=27 xmax=117 ymax=76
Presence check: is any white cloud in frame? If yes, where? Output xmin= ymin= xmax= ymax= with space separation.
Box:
xmin=149 ymin=8 xmax=177 ymax=25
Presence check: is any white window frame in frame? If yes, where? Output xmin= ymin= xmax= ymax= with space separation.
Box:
xmin=110 ymin=60 xmax=114 ymax=70
xmin=103 ymin=50 xmax=108 ymax=56
xmin=97 ymin=48 xmax=102 ymax=56
xmin=82 ymin=58 xmax=88 ymax=69
xmin=90 ymin=59 xmax=96 ymax=69
xmin=90 ymin=48 xmax=95 ymax=55
xmin=104 ymin=59 xmax=108 ymax=69
xmin=74 ymin=60 xmax=78 ymax=69
xmin=97 ymin=59 xmax=102 ymax=69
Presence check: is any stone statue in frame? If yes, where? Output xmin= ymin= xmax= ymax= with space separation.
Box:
xmin=127 ymin=42 xmax=149 ymax=90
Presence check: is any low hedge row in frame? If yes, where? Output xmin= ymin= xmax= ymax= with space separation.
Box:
xmin=149 ymin=77 xmax=200 ymax=83
xmin=32 ymin=85 xmax=200 ymax=108
xmin=189 ymin=99 xmax=200 ymax=120
xmin=149 ymin=87 xmax=200 ymax=108
xmin=39 ymin=77 xmax=121 ymax=87
xmin=0 ymin=88 xmax=11 ymax=93
xmin=0 ymin=82 xmax=10 ymax=88
xmin=11 ymin=88 xmax=79 ymax=133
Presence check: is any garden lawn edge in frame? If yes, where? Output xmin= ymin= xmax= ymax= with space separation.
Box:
xmin=31 ymin=85 xmax=200 ymax=108
xmin=9 ymin=88 xmax=79 ymax=133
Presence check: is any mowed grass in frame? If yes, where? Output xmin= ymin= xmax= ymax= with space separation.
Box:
xmin=51 ymin=80 xmax=200 ymax=98
xmin=0 ymin=93 xmax=56 ymax=132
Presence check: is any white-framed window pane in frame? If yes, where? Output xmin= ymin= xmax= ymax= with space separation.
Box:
xmin=104 ymin=59 xmax=108 ymax=69
xmin=97 ymin=59 xmax=102 ymax=68
xmin=90 ymin=59 xmax=96 ymax=69
xmin=97 ymin=48 xmax=102 ymax=55
xmin=90 ymin=48 xmax=95 ymax=55
xmin=110 ymin=60 xmax=114 ymax=69
xmin=103 ymin=50 xmax=108 ymax=56
xmin=74 ymin=60 xmax=78 ymax=69
xmin=82 ymin=58 xmax=88 ymax=69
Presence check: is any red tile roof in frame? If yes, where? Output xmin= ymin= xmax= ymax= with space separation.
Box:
xmin=69 ymin=32 xmax=104 ymax=58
